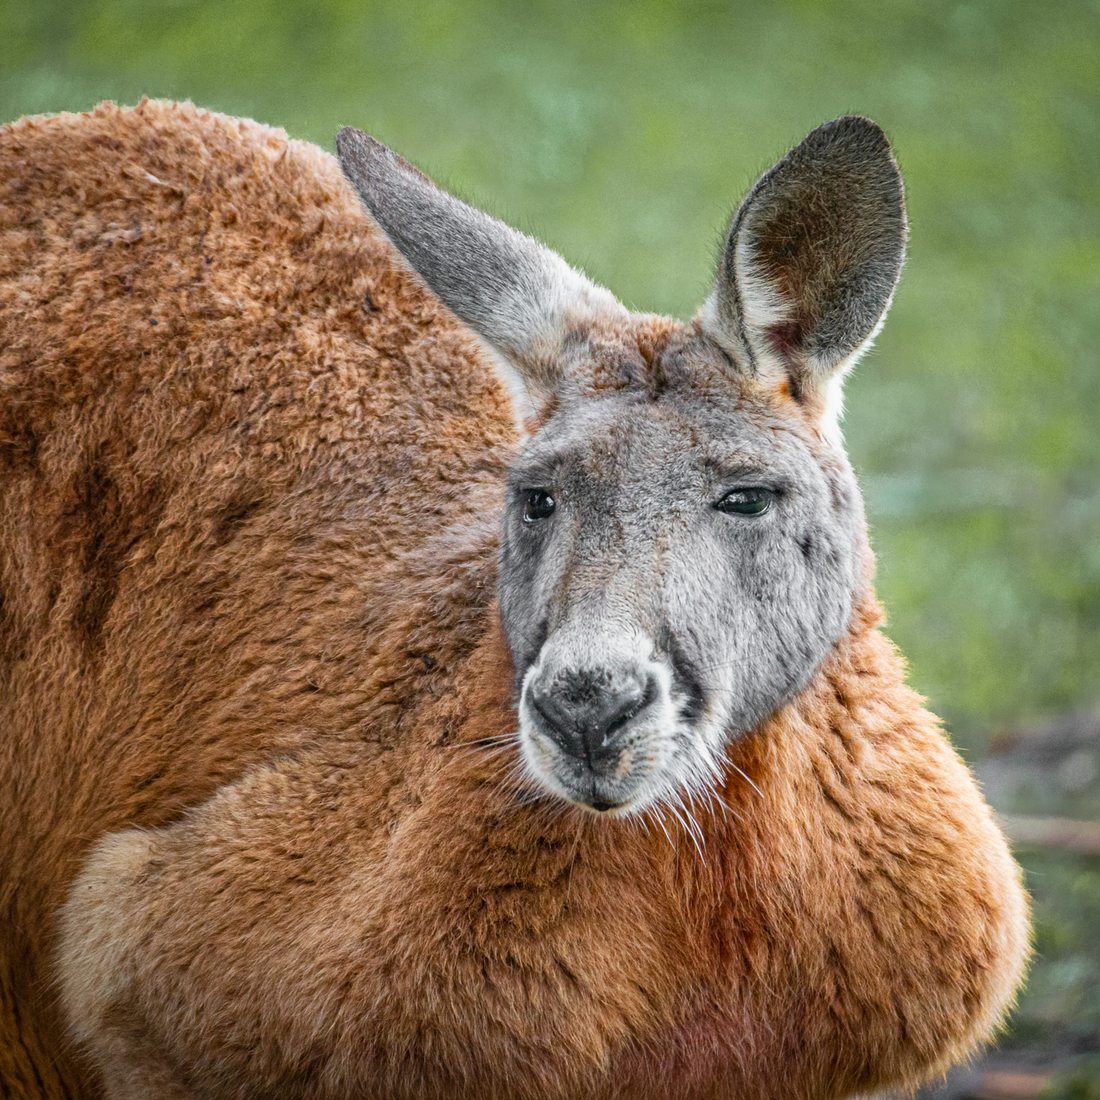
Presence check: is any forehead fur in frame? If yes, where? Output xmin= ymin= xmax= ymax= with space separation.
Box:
xmin=536 ymin=313 xmax=830 ymax=456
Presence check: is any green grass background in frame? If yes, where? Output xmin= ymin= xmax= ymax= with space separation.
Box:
xmin=3 ymin=0 xmax=1098 ymax=1085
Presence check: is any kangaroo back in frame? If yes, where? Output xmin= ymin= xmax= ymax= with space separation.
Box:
xmin=0 ymin=99 xmax=512 ymax=1093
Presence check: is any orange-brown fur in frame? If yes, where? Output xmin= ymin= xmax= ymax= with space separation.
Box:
xmin=0 ymin=100 xmax=1028 ymax=1098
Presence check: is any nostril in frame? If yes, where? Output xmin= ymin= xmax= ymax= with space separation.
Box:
xmin=602 ymin=694 xmax=641 ymax=740
xmin=529 ymin=688 xmax=581 ymax=751
xmin=602 ymin=676 xmax=658 ymax=741
xmin=531 ymin=693 xmax=564 ymax=734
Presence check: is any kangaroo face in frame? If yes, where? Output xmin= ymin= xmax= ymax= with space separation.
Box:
xmin=498 ymin=331 xmax=864 ymax=813
xmin=339 ymin=115 xmax=906 ymax=814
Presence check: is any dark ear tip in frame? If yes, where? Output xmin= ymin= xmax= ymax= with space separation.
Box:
xmin=824 ymin=114 xmax=889 ymax=135
xmin=336 ymin=126 xmax=381 ymax=161
xmin=807 ymin=115 xmax=895 ymax=156
xmin=336 ymin=128 xmax=435 ymax=189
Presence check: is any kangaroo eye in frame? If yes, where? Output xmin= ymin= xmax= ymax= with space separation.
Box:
xmin=715 ymin=488 xmax=774 ymax=516
xmin=522 ymin=489 xmax=556 ymax=523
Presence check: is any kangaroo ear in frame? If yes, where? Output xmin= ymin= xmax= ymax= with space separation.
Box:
xmin=337 ymin=127 xmax=625 ymax=423
xmin=702 ymin=116 xmax=906 ymax=427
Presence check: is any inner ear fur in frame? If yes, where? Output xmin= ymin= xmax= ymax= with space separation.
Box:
xmin=703 ymin=116 xmax=907 ymax=405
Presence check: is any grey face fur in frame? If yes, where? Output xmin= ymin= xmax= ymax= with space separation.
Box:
xmin=338 ymin=116 xmax=906 ymax=816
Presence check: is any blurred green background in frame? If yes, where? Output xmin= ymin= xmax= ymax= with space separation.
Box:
xmin=3 ymin=0 xmax=1098 ymax=1092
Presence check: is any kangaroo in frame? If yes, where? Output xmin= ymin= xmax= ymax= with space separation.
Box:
xmin=0 ymin=100 xmax=1027 ymax=1099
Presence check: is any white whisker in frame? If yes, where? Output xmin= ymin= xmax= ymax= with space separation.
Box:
xmin=728 ymin=760 xmax=764 ymax=800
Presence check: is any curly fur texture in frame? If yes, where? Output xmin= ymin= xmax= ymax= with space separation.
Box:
xmin=0 ymin=100 xmax=1027 ymax=1098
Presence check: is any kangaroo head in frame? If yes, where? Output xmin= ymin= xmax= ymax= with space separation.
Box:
xmin=338 ymin=117 xmax=906 ymax=817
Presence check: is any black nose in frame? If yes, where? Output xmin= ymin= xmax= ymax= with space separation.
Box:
xmin=528 ymin=668 xmax=655 ymax=768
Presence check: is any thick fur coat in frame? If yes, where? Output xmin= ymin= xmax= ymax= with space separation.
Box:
xmin=0 ymin=100 xmax=1027 ymax=1098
